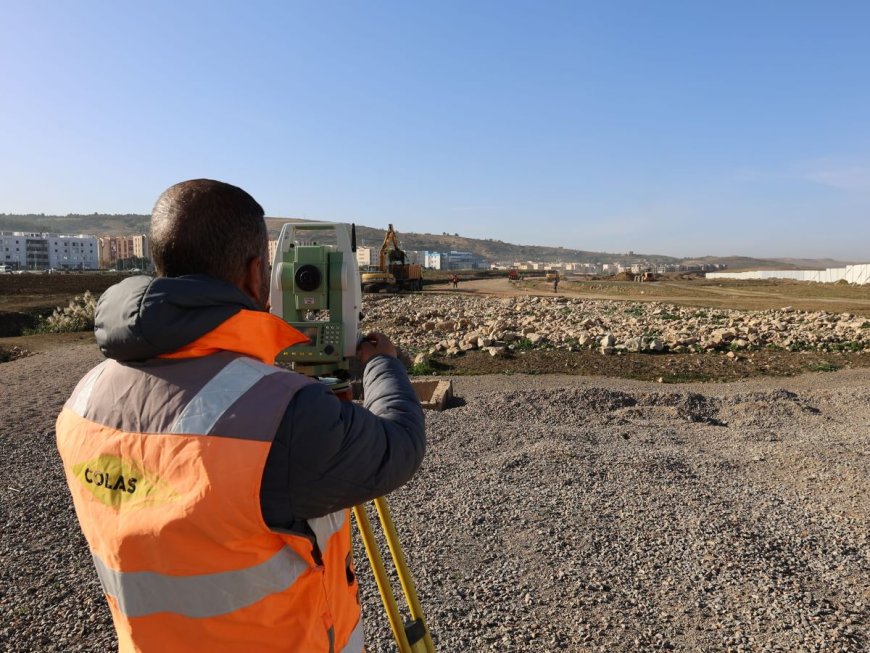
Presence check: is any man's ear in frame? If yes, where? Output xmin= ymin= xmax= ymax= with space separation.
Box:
xmin=241 ymin=255 xmax=266 ymax=308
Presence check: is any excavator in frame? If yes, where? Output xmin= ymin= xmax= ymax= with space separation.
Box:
xmin=360 ymin=224 xmax=424 ymax=293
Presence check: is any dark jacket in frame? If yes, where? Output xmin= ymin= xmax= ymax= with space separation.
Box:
xmin=94 ymin=275 xmax=425 ymax=531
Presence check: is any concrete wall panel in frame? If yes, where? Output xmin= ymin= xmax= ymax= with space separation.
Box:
xmin=706 ymin=263 xmax=870 ymax=285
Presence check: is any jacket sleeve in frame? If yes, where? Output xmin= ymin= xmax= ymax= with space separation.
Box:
xmin=261 ymin=355 xmax=426 ymax=526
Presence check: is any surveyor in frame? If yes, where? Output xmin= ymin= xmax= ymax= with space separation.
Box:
xmin=55 ymin=179 xmax=425 ymax=653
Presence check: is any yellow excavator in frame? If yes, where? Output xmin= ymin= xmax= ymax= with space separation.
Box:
xmin=360 ymin=224 xmax=424 ymax=293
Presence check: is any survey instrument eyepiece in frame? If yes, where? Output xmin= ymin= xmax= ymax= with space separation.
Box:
xmin=294 ymin=264 xmax=321 ymax=292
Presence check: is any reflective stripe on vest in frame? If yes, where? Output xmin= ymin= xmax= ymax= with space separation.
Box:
xmin=71 ymin=362 xmax=108 ymax=416
xmin=309 ymin=510 xmax=348 ymax=554
xmin=93 ymin=545 xmax=309 ymax=618
xmin=169 ymin=357 xmax=280 ymax=435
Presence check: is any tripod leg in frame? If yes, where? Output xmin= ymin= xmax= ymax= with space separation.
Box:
xmin=373 ymin=497 xmax=436 ymax=653
xmin=353 ymin=504 xmax=412 ymax=653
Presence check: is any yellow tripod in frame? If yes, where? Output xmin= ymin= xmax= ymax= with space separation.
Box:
xmin=353 ymin=497 xmax=435 ymax=653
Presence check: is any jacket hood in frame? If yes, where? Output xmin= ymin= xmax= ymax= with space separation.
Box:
xmin=95 ymin=275 xmax=260 ymax=361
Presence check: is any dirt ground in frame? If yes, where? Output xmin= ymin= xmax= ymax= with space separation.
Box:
xmin=437 ymin=275 xmax=870 ymax=315
xmin=0 ymin=273 xmax=126 ymax=337
xmin=2 ymin=274 xmax=869 ymax=652
xmin=2 ymin=272 xmax=869 ymax=381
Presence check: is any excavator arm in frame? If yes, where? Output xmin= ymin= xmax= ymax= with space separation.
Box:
xmin=378 ymin=224 xmax=405 ymax=270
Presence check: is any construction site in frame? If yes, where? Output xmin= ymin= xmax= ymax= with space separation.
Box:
xmin=1 ymin=268 xmax=869 ymax=652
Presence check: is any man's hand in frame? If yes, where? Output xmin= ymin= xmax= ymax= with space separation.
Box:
xmin=357 ymin=332 xmax=397 ymax=366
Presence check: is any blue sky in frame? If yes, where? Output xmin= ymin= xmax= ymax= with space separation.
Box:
xmin=1 ymin=1 xmax=868 ymax=259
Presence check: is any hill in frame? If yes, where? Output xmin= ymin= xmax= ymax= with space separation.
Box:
xmin=280 ymin=221 xmax=680 ymax=266
xmin=1 ymin=213 xmax=855 ymax=269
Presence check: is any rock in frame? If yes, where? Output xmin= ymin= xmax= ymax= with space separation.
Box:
xmin=624 ymin=337 xmax=642 ymax=353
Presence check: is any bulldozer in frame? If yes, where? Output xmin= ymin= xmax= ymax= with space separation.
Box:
xmin=360 ymin=224 xmax=424 ymax=293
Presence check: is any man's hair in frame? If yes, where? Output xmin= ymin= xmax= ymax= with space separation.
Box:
xmin=150 ymin=179 xmax=267 ymax=285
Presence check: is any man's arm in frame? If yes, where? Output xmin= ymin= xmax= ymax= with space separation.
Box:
xmin=260 ymin=339 xmax=425 ymax=527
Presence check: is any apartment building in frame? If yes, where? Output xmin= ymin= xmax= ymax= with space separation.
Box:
xmin=1 ymin=232 xmax=99 ymax=270
xmin=98 ymin=235 xmax=150 ymax=268
xmin=356 ymin=246 xmax=377 ymax=267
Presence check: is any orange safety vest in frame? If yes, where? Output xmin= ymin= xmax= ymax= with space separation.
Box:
xmin=56 ymin=308 xmax=364 ymax=652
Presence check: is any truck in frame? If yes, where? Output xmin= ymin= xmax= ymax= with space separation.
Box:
xmin=360 ymin=224 xmax=424 ymax=293
xmin=545 ymin=269 xmax=560 ymax=282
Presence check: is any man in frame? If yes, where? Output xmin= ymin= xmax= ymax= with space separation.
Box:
xmin=55 ymin=179 xmax=425 ymax=653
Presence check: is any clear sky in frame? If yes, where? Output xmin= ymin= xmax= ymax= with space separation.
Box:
xmin=1 ymin=1 xmax=868 ymax=259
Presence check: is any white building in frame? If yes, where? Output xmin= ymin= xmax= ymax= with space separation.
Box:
xmin=1 ymin=232 xmax=100 ymax=270
xmin=356 ymin=246 xmax=378 ymax=268
xmin=442 ymin=251 xmax=488 ymax=270
xmin=425 ymin=252 xmax=443 ymax=270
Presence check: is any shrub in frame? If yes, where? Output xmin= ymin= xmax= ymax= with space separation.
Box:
xmin=35 ymin=291 xmax=97 ymax=333
xmin=409 ymin=361 xmax=434 ymax=376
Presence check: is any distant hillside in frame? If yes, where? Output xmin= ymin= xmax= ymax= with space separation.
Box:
xmin=2 ymin=213 xmax=855 ymax=269
xmin=681 ymin=256 xmax=858 ymax=272
xmin=680 ymin=256 xmax=803 ymax=271
xmin=0 ymin=213 xmax=150 ymax=234
xmin=314 ymin=223 xmax=680 ymax=266
xmin=771 ymin=257 xmax=859 ymax=270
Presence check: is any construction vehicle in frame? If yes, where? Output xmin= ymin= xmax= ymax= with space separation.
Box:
xmin=360 ymin=224 xmax=424 ymax=293
xmin=545 ymin=269 xmax=560 ymax=282
xmin=508 ymin=268 xmax=520 ymax=281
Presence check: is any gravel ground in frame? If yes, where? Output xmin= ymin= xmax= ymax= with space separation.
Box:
xmin=2 ymin=343 xmax=868 ymax=652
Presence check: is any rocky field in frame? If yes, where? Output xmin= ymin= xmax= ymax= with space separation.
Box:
xmin=361 ymin=294 xmax=870 ymax=359
xmin=1 ymin=340 xmax=869 ymax=652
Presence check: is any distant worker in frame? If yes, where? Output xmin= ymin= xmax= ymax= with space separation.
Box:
xmin=55 ymin=179 xmax=425 ymax=652
xmin=553 ymin=277 xmax=559 ymax=293
xmin=451 ymin=273 xmax=459 ymax=289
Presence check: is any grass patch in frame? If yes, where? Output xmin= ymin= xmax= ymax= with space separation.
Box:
xmin=808 ymin=361 xmax=841 ymax=372
xmin=660 ymin=373 xmax=714 ymax=383
xmin=511 ymin=338 xmax=535 ymax=351
xmin=408 ymin=362 xmax=435 ymax=376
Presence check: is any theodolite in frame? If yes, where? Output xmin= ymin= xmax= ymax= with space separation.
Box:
xmin=270 ymin=222 xmax=434 ymax=653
